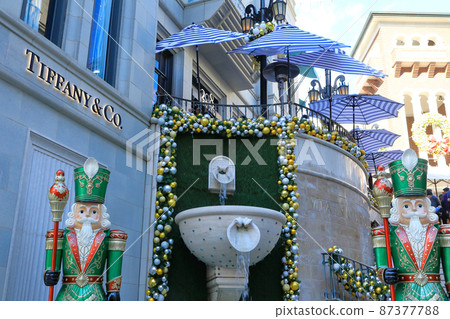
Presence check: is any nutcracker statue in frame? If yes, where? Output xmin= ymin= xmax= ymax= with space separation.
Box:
xmin=43 ymin=158 xmax=127 ymax=301
xmin=372 ymin=149 xmax=450 ymax=301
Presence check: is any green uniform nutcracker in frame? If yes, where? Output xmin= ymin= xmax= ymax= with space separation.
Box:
xmin=372 ymin=149 xmax=450 ymax=301
xmin=43 ymin=158 xmax=127 ymax=301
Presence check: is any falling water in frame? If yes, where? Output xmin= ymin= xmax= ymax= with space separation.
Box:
xmin=219 ymin=182 xmax=228 ymax=205
xmin=236 ymin=251 xmax=251 ymax=301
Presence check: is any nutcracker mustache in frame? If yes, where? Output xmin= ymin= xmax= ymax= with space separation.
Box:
xmin=402 ymin=210 xmax=427 ymax=218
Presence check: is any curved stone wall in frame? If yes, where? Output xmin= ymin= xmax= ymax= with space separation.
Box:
xmin=294 ymin=135 xmax=373 ymax=301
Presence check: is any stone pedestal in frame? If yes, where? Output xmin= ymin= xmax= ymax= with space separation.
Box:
xmin=206 ymin=266 xmax=246 ymax=301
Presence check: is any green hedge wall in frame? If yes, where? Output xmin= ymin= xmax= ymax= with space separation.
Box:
xmin=167 ymin=134 xmax=283 ymax=300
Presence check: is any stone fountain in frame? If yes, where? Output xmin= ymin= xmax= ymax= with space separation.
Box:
xmin=174 ymin=156 xmax=286 ymax=300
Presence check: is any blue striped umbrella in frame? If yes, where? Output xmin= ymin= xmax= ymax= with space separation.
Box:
xmin=309 ymin=94 xmax=404 ymax=131
xmin=350 ymin=128 xmax=400 ymax=153
xmin=228 ymin=24 xmax=348 ymax=56
xmin=365 ymin=150 xmax=403 ymax=174
xmin=229 ymin=24 xmax=348 ymax=104
xmin=156 ymin=24 xmax=246 ymax=53
xmin=275 ymin=49 xmax=386 ymax=77
xmin=156 ymin=24 xmax=246 ymax=101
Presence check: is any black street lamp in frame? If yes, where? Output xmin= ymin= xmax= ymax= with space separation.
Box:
xmin=308 ymin=71 xmax=349 ymax=131
xmin=241 ymin=0 xmax=287 ymax=107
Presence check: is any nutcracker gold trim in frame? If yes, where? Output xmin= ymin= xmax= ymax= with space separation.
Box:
xmin=376 ymin=267 xmax=387 ymax=282
xmin=46 ymin=237 xmax=63 ymax=250
xmin=439 ymin=235 xmax=450 ymax=247
xmin=372 ymin=236 xmax=386 ymax=248
xmin=109 ymin=239 xmax=126 ymax=251
xmin=107 ymin=276 xmax=122 ymax=292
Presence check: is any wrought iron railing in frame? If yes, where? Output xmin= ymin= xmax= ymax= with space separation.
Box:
xmin=155 ymin=94 xmax=355 ymax=142
xmin=322 ymin=252 xmax=377 ymax=301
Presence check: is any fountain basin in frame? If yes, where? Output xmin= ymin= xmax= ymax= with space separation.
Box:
xmin=175 ymin=205 xmax=286 ymax=268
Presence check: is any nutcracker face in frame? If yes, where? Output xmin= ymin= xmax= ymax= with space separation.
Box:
xmin=74 ymin=202 xmax=103 ymax=230
xmin=397 ymin=196 xmax=429 ymax=226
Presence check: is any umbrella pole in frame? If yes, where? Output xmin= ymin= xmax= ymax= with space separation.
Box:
xmin=287 ymin=47 xmax=291 ymax=107
xmin=326 ymin=69 xmax=332 ymax=132
xmin=196 ymin=45 xmax=200 ymax=107
xmin=353 ymin=96 xmax=356 ymax=132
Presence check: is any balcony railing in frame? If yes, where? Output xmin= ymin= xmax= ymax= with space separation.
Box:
xmin=322 ymin=252 xmax=377 ymax=301
xmin=155 ymin=94 xmax=355 ymax=143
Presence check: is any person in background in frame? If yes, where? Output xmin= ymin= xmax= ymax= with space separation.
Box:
xmin=427 ymin=189 xmax=442 ymax=224
xmin=443 ymin=187 xmax=450 ymax=224
xmin=439 ymin=194 xmax=447 ymax=224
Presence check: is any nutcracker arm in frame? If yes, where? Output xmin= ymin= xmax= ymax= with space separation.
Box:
xmin=439 ymin=226 xmax=450 ymax=293
xmin=44 ymin=230 xmax=64 ymax=271
xmin=372 ymin=226 xmax=389 ymax=268
xmin=107 ymin=230 xmax=127 ymax=295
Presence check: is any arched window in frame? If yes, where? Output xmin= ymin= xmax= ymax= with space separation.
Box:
xmin=428 ymin=40 xmax=436 ymax=46
xmin=396 ymin=39 xmax=405 ymax=46
xmin=412 ymin=39 xmax=420 ymax=46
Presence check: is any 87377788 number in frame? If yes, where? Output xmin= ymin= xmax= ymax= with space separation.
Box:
xmin=379 ymin=305 xmax=439 ymax=316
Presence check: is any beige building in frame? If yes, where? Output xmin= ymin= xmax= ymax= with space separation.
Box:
xmin=352 ymin=12 xmax=450 ymax=186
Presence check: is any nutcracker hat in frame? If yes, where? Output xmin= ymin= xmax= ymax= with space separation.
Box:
xmin=388 ymin=149 xmax=427 ymax=197
xmin=74 ymin=158 xmax=110 ymax=203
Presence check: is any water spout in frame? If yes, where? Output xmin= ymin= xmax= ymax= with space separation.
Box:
xmin=219 ymin=182 xmax=227 ymax=205
xmin=237 ymin=252 xmax=250 ymax=301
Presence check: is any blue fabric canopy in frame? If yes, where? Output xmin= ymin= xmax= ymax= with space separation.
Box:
xmin=365 ymin=150 xmax=403 ymax=174
xmin=350 ymin=128 xmax=400 ymax=153
xmin=228 ymin=24 xmax=348 ymax=56
xmin=275 ymin=49 xmax=386 ymax=77
xmin=156 ymin=24 xmax=246 ymax=53
xmin=309 ymin=94 xmax=404 ymax=128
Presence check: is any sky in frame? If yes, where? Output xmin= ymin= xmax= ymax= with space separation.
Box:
xmin=291 ymin=0 xmax=450 ymax=98
xmin=294 ymin=0 xmax=450 ymax=50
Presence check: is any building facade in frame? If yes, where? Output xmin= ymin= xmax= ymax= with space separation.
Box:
xmin=0 ymin=0 xmax=299 ymax=301
xmin=352 ymin=13 xmax=450 ymax=181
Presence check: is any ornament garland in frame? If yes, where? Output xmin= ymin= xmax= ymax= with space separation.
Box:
xmin=327 ymin=246 xmax=391 ymax=301
xmin=243 ymin=21 xmax=275 ymax=71
xmin=411 ymin=113 xmax=450 ymax=156
xmin=146 ymin=104 xmax=369 ymax=301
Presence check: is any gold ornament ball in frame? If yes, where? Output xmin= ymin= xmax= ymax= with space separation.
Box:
xmin=148 ymin=278 xmax=157 ymax=288
xmin=262 ymin=127 xmax=270 ymax=135
xmin=156 ymin=268 xmax=163 ymax=276
xmin=375 ymin=287 xmax=382 ymax=294
xmin=200 ymin=118 xmax=209 ymax=127
xmin=282 ymin=284 xmax=290 ymax=292
xmin=290 ymin=281 xmax=299 ymax=291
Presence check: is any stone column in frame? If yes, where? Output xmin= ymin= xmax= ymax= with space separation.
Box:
xmin=399 ymin=94 xmax=410 ymax=150
xmin=411 ymin=94 xmax=428 ymax=159
xmin=444 ymin=95 xmax=450 ymax=123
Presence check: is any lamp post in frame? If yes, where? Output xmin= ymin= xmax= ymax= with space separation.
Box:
xmin=308 ymin=71 xmax=349 ymax=131
xmin=241 ymin=0 xmax=287 ymax=111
